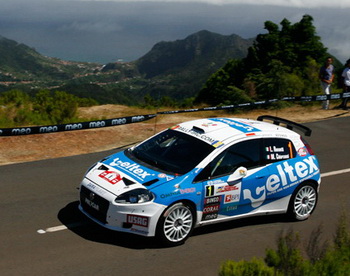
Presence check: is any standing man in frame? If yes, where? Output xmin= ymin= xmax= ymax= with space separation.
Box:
xmin=340 ymin=59 xmax=350 ymax=110
xmin=319 ymin=57 xmax=335 ymax=110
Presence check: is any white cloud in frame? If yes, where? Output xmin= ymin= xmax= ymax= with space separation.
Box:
xmin=77 ymin=0 xmax=350 ymax=8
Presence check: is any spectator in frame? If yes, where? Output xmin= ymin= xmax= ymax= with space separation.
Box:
xmin=319 ymin=57 xmax=335 ymax=110
xmin=338 ymin=59 xmax=350 ymax=110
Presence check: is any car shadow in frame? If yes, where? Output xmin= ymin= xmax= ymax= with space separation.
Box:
xmin=57 ymin=201 xmax=159 ymax=249
xmin=58 ymin=201 xmax=293 ymax=249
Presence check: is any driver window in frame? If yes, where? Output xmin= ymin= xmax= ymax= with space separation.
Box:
xmin=194 ymin=139 xmax=261 ymax=182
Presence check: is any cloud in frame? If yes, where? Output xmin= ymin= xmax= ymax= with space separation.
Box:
xmin=0 ymin=0 xmax=349 ymax=63
xmin=77 ymin=0 xmax=350 ymax=8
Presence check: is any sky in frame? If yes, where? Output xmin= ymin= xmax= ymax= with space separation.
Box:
xmin=1 ymin=0 xmax=349 ymax=64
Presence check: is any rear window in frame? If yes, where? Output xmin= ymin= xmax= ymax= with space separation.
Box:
xmin=263 ymin=138 xmax=296 ymax=164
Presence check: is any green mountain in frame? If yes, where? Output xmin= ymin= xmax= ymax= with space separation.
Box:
xmin=133 ymin=30 xmax=254 ymax=100
xmin=0 ymin=35 xmax=100 ymax=87
xmin=137 ymin=30 xmax=253 ymax=78
xmin=0 ymin=31 xmax=254 ymax=103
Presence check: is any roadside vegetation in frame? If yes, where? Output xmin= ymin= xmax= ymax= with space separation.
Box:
xmin=219 ymin=209 xmax=350 ymax=275
xmin=0 ymin=89 xmax=97 ymax=127
xmin=195 ymin=15 xmax=344 ymax=106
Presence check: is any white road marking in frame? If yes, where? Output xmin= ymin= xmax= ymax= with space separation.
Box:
xmin=321 ymin=168 xmax=350 ymax=178
xmin=37 ymin=168 xmax=350 ymax=235
xmin=37 ymin=222 xmax=85 ymax=234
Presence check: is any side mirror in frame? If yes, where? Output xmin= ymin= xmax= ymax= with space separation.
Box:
xmin=227 ymin=166 xmax=247 ymax=186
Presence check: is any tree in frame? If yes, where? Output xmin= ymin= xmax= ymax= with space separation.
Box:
xmin=195 ymin=15 xmax=332 ymax=105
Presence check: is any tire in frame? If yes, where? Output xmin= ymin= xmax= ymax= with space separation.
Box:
xmin=288 ymin=182 xmax=318 ymax=221
xmin=156 ymin=202 xmax=194 ymax=246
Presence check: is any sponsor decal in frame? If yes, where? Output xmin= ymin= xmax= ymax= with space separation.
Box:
xmin=111 ymin=118 xmax=127 ymax=125
xmin=160 ymin=188 xmax=195 ymax=199
xmin=202 ymin=196 xmax=221 ymax=221
xmin=201 ymin=122 xmax=217 ymax=127
xmin=243 ymin=156 xmax=319 ymax=208
xmin=204 ymin=196 xmax=221 ymax=205
xmin=109 ymin=157 xmax=152 ymax=180
xmin=98 ymin=170 xmax=122 ymax=185
xmin=224 ymin=205 xmax=238 ymax=212
xmin=224 ymin=194 xmax=240 ymax=204
xmin=161 ymin=191 xmax=181 ymax=198
xmin=209 ymin=118 xmax=261 ymax=133
xmin=216 ymin=185 xmax=239 ymax=193
xmin=207 ymin=179 xmax=225 ymax=185
xmin=180 ymin=188 xmax=196 ymax=194
xmin=174 ymin=125 xmax=217 ymax=144
xmin=127 ymin=215 xmax=149 ymax=227
xmin=39 ymin=126 xmax=58 ymax=133
xmin=12 ymin=128 xmax=31 ymax=135
xmin=203 ymin=204 xmax=220 ymax=214
xmin=298 ymin=148 xmax=308 ymax=157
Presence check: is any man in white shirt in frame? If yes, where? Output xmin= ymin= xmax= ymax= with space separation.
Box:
xmin=319 ymin=57 xmax=335 ymax=110
xmin=340 ymin=59 xmax=350 ymax=110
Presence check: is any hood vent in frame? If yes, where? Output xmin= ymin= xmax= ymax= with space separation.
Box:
xmin=143 ymin=179 xmax=159 ymax=186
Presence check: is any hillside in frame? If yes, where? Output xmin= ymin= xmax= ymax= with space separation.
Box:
xmin=136 ymin=30 xmax=253 ymax=78
xmin=0 ymin=36 xmax=101 ymax=89
xmin=133 ymin=30 xmax=254 ymax=100
xmin=0 ymin=31 xmax=254 ymax=103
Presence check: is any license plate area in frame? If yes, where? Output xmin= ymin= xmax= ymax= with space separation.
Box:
xmin=80 ymin=185 xmax=109 ymax=224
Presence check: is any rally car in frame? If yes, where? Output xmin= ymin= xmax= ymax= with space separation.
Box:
xmin=78 ymin=115 xmax=321 ymax=246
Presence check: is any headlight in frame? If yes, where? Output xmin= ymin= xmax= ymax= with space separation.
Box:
xmin=115 ymin=188 xmax=154 ymax=204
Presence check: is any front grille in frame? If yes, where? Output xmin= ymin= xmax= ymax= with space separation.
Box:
xmin=80 ymin=185 xmax=109 ymax=224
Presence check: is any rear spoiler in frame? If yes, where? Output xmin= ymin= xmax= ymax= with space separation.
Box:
xmin=257 ymin=115 xmax=312 ymax=137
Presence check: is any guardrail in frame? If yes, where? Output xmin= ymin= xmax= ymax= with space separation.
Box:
xmin=1 ymin=92 xmax=349 ymax=136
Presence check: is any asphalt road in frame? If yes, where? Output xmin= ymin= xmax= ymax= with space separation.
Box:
xmin=1 ymin=116 xmax=350 ymax=276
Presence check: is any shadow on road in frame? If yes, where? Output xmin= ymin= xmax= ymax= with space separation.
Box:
xmin=58 ymin=201 xmax=293 ymax=249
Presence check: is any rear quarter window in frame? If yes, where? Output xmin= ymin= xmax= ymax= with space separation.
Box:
xmin=263 ymin=138 xmax=296 ymax=164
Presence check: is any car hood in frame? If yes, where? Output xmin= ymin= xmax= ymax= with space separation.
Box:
xmin=85 ymin=151 xmax=175 ymax=196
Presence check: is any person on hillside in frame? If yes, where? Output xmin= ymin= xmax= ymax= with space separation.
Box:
xmin=338 ymin=59 xmax=350 ymax=110
xmin=319 ymin=57 xmax=335 ymax=110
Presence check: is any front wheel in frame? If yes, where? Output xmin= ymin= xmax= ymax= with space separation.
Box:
xmin=288 ymin=182 xmax=318 ymax=221
xmin=156 ymin=202 xmax=194 ymax=246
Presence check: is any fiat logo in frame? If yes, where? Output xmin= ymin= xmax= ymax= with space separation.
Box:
xmin=89 ymin=192 xmax=95 ymax=201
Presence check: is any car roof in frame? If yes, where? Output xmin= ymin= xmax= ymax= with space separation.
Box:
xmin=171 ymin=117 xmax=298 ymax=147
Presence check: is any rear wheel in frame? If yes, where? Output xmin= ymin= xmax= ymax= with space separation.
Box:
xmin=288 ymin=182 xmax=318 ymax=221
xmin=156 ymin=202 xmax=194 ymax=246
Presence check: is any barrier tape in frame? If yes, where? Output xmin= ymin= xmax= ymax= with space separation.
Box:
xmin=0 ymin=114 xmax=156 ymax=136
xmin=1 ymin=92 xmax=349 ymax=136
xmin=158 ymin=92 xmax=350 ymax=115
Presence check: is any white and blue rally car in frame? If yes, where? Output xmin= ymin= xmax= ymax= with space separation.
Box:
xmin=79 ymin=115 xmax=321 ymax=246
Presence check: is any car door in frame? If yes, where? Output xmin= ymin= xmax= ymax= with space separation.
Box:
xmin=194 ymin=138 xmax=271 ymax=221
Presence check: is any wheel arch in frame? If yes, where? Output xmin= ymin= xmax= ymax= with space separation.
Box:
xmin=163 ymin=199 xmax=197 ymax=221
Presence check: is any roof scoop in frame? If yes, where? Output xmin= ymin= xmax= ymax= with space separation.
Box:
xmin=192 ymin=126 xmax=205 ymax=134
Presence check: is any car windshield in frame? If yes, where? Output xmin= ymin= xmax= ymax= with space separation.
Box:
xmin=127 ymin=129 xmax=215 ymax=175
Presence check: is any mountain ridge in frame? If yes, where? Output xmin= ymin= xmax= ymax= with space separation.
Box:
xmin=0 ymin=30 xmax=254 ymax=103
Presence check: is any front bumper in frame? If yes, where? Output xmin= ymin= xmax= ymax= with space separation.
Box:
xmin=79 ymin=178 xmax=166 ymax=237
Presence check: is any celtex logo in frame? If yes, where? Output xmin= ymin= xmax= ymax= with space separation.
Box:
xmin=109 ymin=157 xmax=151 ymax=180
xmin=243 ymin=156 xmax=319 ymax=208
